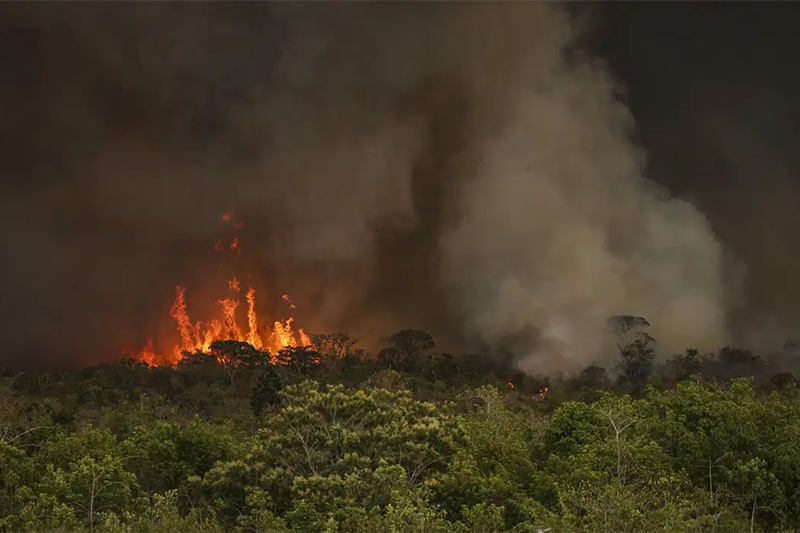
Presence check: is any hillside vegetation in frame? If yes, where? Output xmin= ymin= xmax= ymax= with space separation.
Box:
xmin=2 ymin=330 xmax=799 ymax=532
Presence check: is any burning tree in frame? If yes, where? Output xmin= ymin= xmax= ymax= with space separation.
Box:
xmin=312 ymin=332 xmax=358 ymax=369
xmin=209 ymin=340 xmax=265 ymax=384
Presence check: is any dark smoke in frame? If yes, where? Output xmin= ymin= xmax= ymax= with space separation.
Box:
xmin=0 ymin=3 xmax=794 ymax=371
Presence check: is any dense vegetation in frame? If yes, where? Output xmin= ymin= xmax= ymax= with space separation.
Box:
xmin=2 ymin=329 xmax=800 ymax=532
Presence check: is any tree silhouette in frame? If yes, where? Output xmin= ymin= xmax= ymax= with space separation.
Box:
xmin=250 ymin=366 xmax=283 ymax=415
xmin=209 ymin=340 xmax=262 ymax=384
xmin=276 ymin=345 xmax=322 ymax=377
xmin=379 ymin=329 xmax=435 ymax=372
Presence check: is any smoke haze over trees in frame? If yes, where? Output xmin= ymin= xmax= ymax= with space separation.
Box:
xmin=1 ymin=3 xmax=799 ymax=371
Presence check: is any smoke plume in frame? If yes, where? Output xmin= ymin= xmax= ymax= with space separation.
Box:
xmin=0 ymin=3 xmax=735 ymax=371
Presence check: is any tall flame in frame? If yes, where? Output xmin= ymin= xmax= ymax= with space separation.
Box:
xmin=246 ymin=287 xmax=263 ymax=350
xmin=135 ymin=215 xmax=311 ymax=365
xmin=138 ymin=338 xmax=157 ymax=366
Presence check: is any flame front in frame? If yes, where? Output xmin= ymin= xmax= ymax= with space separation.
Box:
xmin=148 ymin=283 xmax=310 ymax=364
xmin=137 ymin=214 xmax=311 ymax=365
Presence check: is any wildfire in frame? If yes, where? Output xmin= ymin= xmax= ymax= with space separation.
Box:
xmin=537 ymin=387 xmax=549 ymax=399
xmin=139 ymin=338 xmax=157 ymax=366
xmin=146 ymin=282 xmax=311 ymax=365
xmin=135 ymin=213 xmax=311 ymax=366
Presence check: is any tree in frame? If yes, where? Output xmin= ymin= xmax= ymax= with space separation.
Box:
xmin=668 ymin=348 xmax=703 ymax=381
xmin=250 ymin=366 xmax=283 ymax=415
xmin=209 ymin=340 xmax=262 ymax=384
xmin=25 ymin=430 xmax=142 ymax=533
xmin=618 ymin=333 xmax=656 ymax=387
xmin=378 ymin=329 xmax=435 ymax=372
xmin=205 ymin=381 xmax=463 ymax=526
xmin=422 ymin=352 xmax=459 ymax=382
xmin=607 ymin=315 xmax=650 ymax=350
xmin=577 ymin=364 xmax=610 ymax=390
xmin=121 ymin=418 xmax=233 ymax=496
xmin=275 ymin=345 xmax=322 ymax=377
xmin=311 ymin=332 xmax=358 ymax=369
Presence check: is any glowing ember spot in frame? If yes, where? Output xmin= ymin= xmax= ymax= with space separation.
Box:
xmin=246 ymin=287 xmax=263 ymax=350
xmin=222 ymin=213 xmax=231 ymax=222
xmin=230 ymin=237 xmax=240 ymax=253
xmin=508 ymin=382 xmax=515 ymax=389
xmin=228 ymin=277 xmax=240 ymax=293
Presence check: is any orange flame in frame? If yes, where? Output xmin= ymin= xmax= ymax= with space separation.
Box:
xmin=508 ymin=382 xmax=515 ymax=389
xmin=246 ymin=287 xmax=263 ymax=350
xmin=147 ymin=284 xmax=310 ymax=365
xmin=218 ymin=298 xmax=242 ymax=340
xmin=537 ymin=386 xmax=549 ymax=399
xmin=133 ymin=216 xmax=311 ymax=366
xmin=170 ymin=286 xmax=196 ymax=354
xmin=138 ymin=338 xmax=157 ymax=366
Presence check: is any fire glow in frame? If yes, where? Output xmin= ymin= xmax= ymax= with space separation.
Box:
xmin=135 ymin=214 xmax=311 ymax=366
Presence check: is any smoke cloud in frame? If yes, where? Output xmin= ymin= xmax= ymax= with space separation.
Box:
xmin=0 ymin=3 xmax=736 ymax=371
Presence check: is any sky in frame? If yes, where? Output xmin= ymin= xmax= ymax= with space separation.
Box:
xmin=1 ymin=2 xmax=799 ymax=371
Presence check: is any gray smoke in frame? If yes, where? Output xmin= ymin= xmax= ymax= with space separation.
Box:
xmin=0 ymin=3 xmax=735 ymax=370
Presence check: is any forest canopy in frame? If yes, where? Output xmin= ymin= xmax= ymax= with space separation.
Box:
xmin=2 ymin=328 xmax=800 ymax=533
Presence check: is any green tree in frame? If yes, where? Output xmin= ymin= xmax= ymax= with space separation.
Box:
xmin=205 ymin=381 xmax=462 ymax=526
xmin=121 ymin=417 xmax=233 ymax=497
xmin=618 ymin=334 xmax=656 ymax=387
xmin=668 ymin=348 xmax=703 ymax=381
xmin=250 ymin=366 xmax=283 ymax=416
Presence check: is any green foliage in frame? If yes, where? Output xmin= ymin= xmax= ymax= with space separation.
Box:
xmin=205 ymin=381 xmax=462 ymax=529
xmin=250 ymin=366 xmax=283 ymax=416
xmin=618 ymin=334 xmax=656 ymax=386
xmin=121 ymin=417 xmax=233 ymax=495
xmin=4 ymin=344 xmax=800 ymax=533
